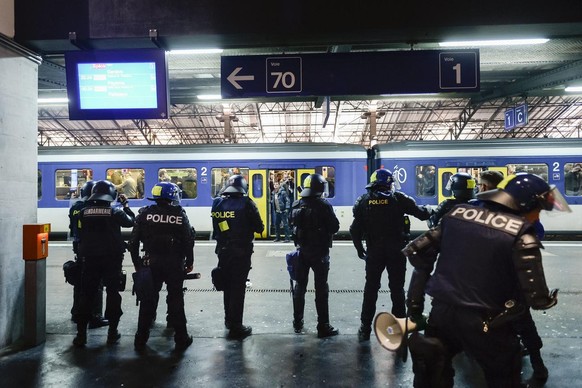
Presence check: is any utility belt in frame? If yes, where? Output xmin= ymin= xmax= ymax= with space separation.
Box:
xmin=481 ymin=300 xmax=526 ymax=333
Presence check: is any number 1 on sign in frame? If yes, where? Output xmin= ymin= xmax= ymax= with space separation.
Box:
xmin=453 ymin=63 xmax=461 ymax=84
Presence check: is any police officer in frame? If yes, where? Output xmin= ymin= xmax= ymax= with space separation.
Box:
xmin=129 ymin=182 xmax=195 ymax=352
xmin=350 ymin=169 xmax=432 ymax=341
xmin=428 ymin=172 xmax=476 ymax=227
xmin=290 ymin=173 xmax=340 ymax=338
xmin=68 ymin=180 xmax=108 ymax=328
xmin=402 ymin=173 xmax=570 ymax=387
xmin=211 ymin=175 xmax=264 ymax=340
xmin=73 ymin=180 xmax=135 ymax=347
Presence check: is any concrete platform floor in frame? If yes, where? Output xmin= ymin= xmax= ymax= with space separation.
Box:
xmin=1 ymin=240 xmax=581 ymax=387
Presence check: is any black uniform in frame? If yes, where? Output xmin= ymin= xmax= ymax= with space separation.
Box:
xmin=350 ymin=189 xmax=431 ymax=327
xmin=290 ymin=196 xmax=340 ymax=334
xmin=428 ymin=197 xmax=468 ymax=228
xmin=69 ymin=199 xmax=105 ymax=324
xmin=128 ymin=202 xmax=195 ymax=349
xmin=211 ymin=192 xmax=264 ymax=337
xmin=405 ymin=203 xmax=557 ymax=387
xmin=77 ymin=200 xmax=135 ymax=339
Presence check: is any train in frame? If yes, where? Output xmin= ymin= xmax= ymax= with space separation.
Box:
xmin=372 ymin=138 xmax=582 ymax=236
xmin=38 ymin=138 xmax=582 ymax=239
xmin=37 ymin=143 xmax=369 ymax=239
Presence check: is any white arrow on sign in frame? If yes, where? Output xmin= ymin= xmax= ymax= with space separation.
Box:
xmin=227 ymin=67 xmax=255 ymax=90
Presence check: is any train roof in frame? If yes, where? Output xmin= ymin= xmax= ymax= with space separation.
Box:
xmin=372 ymin=138 xmax=582 ymax=158
xmin=38 ymin=143 xmax=368 ymax=162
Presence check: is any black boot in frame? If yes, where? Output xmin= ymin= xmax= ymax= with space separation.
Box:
xmin=317 ymin=323 xmax=339 ymax=338
xmin=530 ymin=350 xmax=549 ymax=382
xmin=134 ymin=331 xmax=149 ymax=352
xmin=73 ymin=321 xmax=88 ymax=347
xmin=228 ymin=324 xmax=252 ymax=340
xmin=358 ymin=324 xmax=371 ymax=341
xmin=88 ymin=315 xmax=109 ymax=329
xmin=293 ymin=319 xmax=304 ymax=334
xmin=106 ymin=321 xmax=121 ymax=344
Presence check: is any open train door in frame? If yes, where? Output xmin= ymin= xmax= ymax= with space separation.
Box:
xmin=249 ymin=169 xmax=268 ymax=239
xmin=297 ymin=168 xmax=316 ymax=197
xmin=437 ymin=167 xmax=457 ymax=204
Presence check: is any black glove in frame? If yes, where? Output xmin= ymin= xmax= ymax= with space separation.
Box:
xmin=357 ymin=249 xmax=368 ymax=261
xmin=532 ymin=288 xmax=559 ymax=310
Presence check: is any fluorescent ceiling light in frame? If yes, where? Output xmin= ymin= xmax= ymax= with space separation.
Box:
xmin=439 ymin=38 xmax=549 ymax=47
xmin=197 ymin=94 xmax=222 ymax=100
xmin=38 ymin=97 xmax=69 ymax=104
xmin=168 ymin=48 xmax=223 ymax=55
xmin=565 ymin=86 xmax=582 ymax=92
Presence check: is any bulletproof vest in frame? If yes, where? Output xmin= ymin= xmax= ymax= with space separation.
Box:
xmin=211 ymin=195 xmax=255 ymax=243
xmin=291 ymin=198 xmax=331 ymax=250
xmin=138 ymin=204 xmax=188 ymax=255
xmin=78 ymin=203 xmax=125 ymax=256
xmin=361 ymin=190 xmax=405 ymax=244
xmin=426 ymin=204 xmax=527 ymax=312
xmin=68 ymin=200 xmax=87 ymax=242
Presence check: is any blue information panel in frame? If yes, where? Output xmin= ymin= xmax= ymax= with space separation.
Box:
xmin=505 ymin=108 xmax=516 ymax=131
xmin=515 ymin=103 xmax=528 ymax=127
xmin=221 ymin=50 xmax=479 ymax=98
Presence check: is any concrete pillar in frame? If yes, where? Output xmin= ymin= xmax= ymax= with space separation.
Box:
xmin=0 ymin=41 xmax=40 ymax=350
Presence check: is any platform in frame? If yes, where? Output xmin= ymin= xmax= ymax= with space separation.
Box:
xmin=1 ymin=240 xmax=581 ymax=387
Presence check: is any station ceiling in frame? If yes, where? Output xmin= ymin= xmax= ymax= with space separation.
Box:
xmin=29 ymin=21 xmax=582 ymax=147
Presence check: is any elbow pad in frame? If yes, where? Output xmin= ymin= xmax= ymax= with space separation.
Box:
xmin=513 ymin=233 xmax=558 ymax=310
xmin=402 ymin=227 xmax=441 ymax=270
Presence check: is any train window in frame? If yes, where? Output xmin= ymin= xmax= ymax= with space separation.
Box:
xmin=157 ymin=168 xmax=198 ymax=199
xmin=210 ymin=167 xmax=249 ymax=197
xmin=54 ymin=169 xmax=93 ymax=200
xmin=37 ymin=170 xmax=42 ymax=200
xmin=564 ymin=163 xmax=582 ymax=196
xmin=506 ymin=164 xmax=548 ymax=181
xmin=316 ymin=166 xmax=335 ymax=198
xmin=106 ymin=168 xmax=145 ymax=199
xmin=416 ymin=165 xmax=436 ymax=197
xmin=252 ymin=174 xmax=263 ymax=198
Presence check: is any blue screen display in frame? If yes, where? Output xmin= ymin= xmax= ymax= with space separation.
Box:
xmin=65 ymin=49 xmax=169 ymax=120
xmin=78 ymin=62 xmax=158 ymax=110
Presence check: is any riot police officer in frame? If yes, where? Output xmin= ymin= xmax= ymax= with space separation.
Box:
xmin=73 ymin=180 xmax=135 ymax=347
xmin=211 ymin=175 xmax=264 ymax=340
xmin=290 ymin=173 xmax=340 ymax=338
xmin=68 ymin=180 xmax=108 ymax=328
xmin=128 ymin=182 xmax=196 ymax=352
xmin=428 ymin=172 xmax=476 ymax=227
xmin=350 ymin=168 xmax=432 ymax=341
xmin=402 ymin=173 xmax=570 ymax=387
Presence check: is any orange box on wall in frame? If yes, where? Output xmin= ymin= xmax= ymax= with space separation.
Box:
xmin=23 ymin=224 xmax=51 ymax=260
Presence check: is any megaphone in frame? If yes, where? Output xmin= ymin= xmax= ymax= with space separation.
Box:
xmin=373 ymin=312 xmax=419 ymax=351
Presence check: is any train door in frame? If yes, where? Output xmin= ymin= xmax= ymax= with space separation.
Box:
xmin=488 ymin=166 xmax=508 ymax=180
xmin=248 ymin=169 xmax=267 ymax=239
xmin=268 ymin=169 xmax=303 ymax=239
xmin=437 ymin=167 xmax=457 ymax=203
xmin=297 ymin=168 xmax=315 ymax=197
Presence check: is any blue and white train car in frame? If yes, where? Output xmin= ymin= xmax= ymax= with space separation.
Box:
xmin=372 ymin=138 xmax=582 ymax=236
xmin=38 ymin=143 xmax=369 ymax=239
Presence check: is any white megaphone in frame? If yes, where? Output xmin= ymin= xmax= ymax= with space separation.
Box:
xmin=373 ymin=312 xmax=419 ymax=351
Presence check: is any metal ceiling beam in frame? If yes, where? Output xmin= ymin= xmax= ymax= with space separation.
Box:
xmin=472 ymin=59 xmax=582 ymax=104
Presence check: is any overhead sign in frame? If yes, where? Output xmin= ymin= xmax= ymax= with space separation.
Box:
xmin=221 ymin=50 xmax=479 ymax=98
xmin=504 ymin=103 xmax=528 ymax=131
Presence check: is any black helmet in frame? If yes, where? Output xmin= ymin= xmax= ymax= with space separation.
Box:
xmin=222 ymin=175 xmax=248 ymax=194
xmin=80 ymin=180 xmax=95 ymax=200
xmin=88 ymin=180 xmax=117 ymax=202
xmin=446 ymin=172 xmax=476 ymax=200
xmin=300 ymin=174 xmax=328 ymax=198
xmin=477 ymin=173 xmax=571 ymax=213
xmin=366 ymin=168 xmax=394 ymax=189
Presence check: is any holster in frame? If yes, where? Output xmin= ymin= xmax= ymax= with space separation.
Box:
xmin=132 ymin=266 xmax=154 ymax=306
